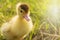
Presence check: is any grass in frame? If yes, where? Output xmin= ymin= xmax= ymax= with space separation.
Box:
xmin=0 ymin=0 xmax=60 ymax=40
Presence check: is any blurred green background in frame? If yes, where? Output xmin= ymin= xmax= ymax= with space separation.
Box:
xmin=0 ymin=0 xmax=60 ymax=40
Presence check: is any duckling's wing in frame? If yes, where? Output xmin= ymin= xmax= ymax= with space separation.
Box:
xmin=1 ymin=22 xmax=10 ymax=32
xmin=1 ymin=22 xmax=12 ymax=40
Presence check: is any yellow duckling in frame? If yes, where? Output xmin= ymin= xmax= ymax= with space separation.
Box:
xmin=1 ymin=3 xmax=33 ymax=40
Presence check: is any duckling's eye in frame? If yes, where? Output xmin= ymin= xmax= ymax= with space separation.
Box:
xmin=20 ymin=9 xmax=25 ymax=13
xmin=20 ymin=10 xmax=23 ymax=13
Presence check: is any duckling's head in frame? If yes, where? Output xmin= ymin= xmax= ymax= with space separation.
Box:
xmin=16 ymin=3 xmax=30 ymax=21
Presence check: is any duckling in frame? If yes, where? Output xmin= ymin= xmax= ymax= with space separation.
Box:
xmin=1 ymin=3 xmax=33 ymax=40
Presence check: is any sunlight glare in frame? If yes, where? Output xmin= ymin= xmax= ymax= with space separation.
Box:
xmin=48 ymin=0 xmax=58 ymax=17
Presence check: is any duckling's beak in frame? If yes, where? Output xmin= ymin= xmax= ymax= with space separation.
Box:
xmin=24 ymin=15 xmax=30 ymax=21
